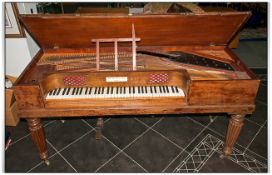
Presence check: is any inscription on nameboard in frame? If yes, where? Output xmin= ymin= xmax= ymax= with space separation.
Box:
xmin=106 ymin=77 xmax=128 ymax=82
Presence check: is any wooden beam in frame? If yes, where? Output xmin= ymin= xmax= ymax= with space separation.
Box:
xmin=96 ymin=41 xmax=100 ymax=70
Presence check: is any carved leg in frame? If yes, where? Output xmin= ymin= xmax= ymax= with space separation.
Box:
xmin=95 ymin=118 xmax=104 ymax=140
xmin=27 ymin=118 xmax=50 ymax=166
xmin=222 ymin=114 xmax=245 ymax=157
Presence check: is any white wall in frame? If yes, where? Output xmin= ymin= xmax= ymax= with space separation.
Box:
xmin=5 ymin=3 xmax=40 ymax=77
xmin=5 ymin=38 xmax=32 ymax=77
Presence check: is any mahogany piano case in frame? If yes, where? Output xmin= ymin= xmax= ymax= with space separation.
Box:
xmin=13 ymin=12 xmax=260 ymax=163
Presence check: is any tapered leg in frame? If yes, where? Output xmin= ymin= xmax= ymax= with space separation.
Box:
xmin=95 ymin=118 xmax=104 ymax=140
xmin=27 ymin=118 xmax=49 ymax=165
xmin=223 ymin=114 xmax=245 ymax=156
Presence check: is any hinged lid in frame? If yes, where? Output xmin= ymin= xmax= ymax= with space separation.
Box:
xmin=20 ymin=12 xmax=250 ymax=49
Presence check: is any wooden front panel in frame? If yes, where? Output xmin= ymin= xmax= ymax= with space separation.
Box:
xmin=20 ymin=12 xmax=250 ymax=49
xmin=39 ymin=70 xmax=189 ymax=95
xmin=13 ymin=86 xmax=44 ymax=109
xmin=188 ymin=79 xmax=260 ymax=105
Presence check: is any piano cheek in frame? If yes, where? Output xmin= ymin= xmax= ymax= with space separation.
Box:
xmin=14 ymin=86 xmax=44 ymax=109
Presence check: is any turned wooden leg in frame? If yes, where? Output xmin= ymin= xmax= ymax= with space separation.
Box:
xmin=223 ymin=114 xmax=245 ymax=157
xmin=95 ymin=118 xmax=104 ymax=140
xmin=27 ymin=118 xmax=50 ymax=166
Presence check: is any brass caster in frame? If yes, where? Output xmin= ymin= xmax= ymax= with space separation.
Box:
xmin=219 ymin=154 xmax=225 ymax=159
xmin=60 ymin=120 xmax=65 ymax=123
xmin=44 ymin=159 xmax=50 ymax=166
xmin=220 ymin=154 xmax=230 ymax=159
xmin=95 ymin=131 xmax=102 ymax=140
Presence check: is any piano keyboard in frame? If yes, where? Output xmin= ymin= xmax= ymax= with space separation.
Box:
xmin=46 ymin=86 xmax=185 ymax=99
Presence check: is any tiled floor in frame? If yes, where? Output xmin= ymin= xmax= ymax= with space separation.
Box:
xmin=5 ymin=41 xmax=267 ymax=172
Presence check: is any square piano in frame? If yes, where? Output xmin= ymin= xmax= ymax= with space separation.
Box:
xmin=14 ymin=11 xmax=260 ymax=165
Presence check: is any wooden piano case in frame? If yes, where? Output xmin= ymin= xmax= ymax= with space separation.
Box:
xmin=13 ymin=12 xmax=260 ymax=164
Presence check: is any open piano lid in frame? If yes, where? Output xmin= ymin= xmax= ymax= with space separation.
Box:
xmin=20 ymin=12 xmax=250 ymax=49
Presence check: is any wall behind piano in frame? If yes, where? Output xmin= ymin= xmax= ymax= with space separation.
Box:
xmin=5 ymin=3 xmax=40 ymax=77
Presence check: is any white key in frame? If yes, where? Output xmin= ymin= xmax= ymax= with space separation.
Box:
xmin=125 ymin=87 xmax=129 ymax=98
xmin=58 ymin=88 xmax=64 ymax=99
xmin=167 ymin=86 xmax=174 ymax=97
xmin=146 ymin=86 xmax=152 ymax=97
xmin=112 ymin=87 xmax=117 ymax=98
xmin=103 ymin=87 xmax=107 ymax=98
xmin=177 ymin=87 xmax=185 ymax=97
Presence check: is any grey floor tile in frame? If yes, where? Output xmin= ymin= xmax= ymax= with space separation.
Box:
xmin=163 ymin=150 xmax=189 ymax=172
xmin=208 ymin=115 xmax=261 ymax=148
xmin=83 ymin=117 xmax=110 ymax=128
xmin=98 ymin=152 xmax=146 ymax=173
xmin=102 ymin=117 xmax=147 ymax=149
xmin=247 ymin=101 xmax=267 ymax=125
xmin=124 ymin=130 xmax=180 ymax=172
xmin=185 ymin=128 xmax=224 ymax=153
xmin=135 ymin=115 xmax=163 ymax=127
xmin=153 ymin=116 xmax=204 ymax=148
xmin=5 ymin=136 xmax=56 ymax=172
xmin=5 ymin=119 xmax=29 ymax=143
xmin=44 ymin=118 xmax=92 ymax=151
xmin=248 ymin=126 xmax=267 ymax=158
xmin=186 ymin=114 xmax=215 ymax=126
xmin=256 ymin=84 xmax=267 ymax=103
xmin=30 ymin=154 xmax=76 ymax=172
xmin=199 ymin=152 xmax=250 ymax=172
xmin=60 ymin=131 xmax=119 ymax=172
xmin=244 ymin=149 xmax=268 ymax=166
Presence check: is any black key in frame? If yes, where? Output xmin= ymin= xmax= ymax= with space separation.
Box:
xmin=111 ymin=87 xmax=113 ymax=94
xmin=89 ymin=87 xmax=92 ymax=95
xmin=138 ymin=86 xmax=140 ymax=93
xmin=120 ymin=87 xmax=122 ymax=94
xmin=98 ymin=87 xmax=101 ymax=94
xmin=79 ymin=88 xmax=83 ymax=94
xmin=117 ymin=87 xmax=119 ymax=94
xmin=166 ymin=86 xmax=169 ymax=93
xmin=171 ymin=86 xmax=175 ymax=93
xmin=175 ymin=86 xmax=179 ymax=93
xmin=56 ymin=88 xmax=61 ymax=95
xmin=49 ymin=90 xmax=53 ymax=95
xmin=52 ymin=89 xmax=56 ymax=95
xmin=141 ymin=86 xmax=144 ymax=94
xmin=154 ymin=86 xmax=157 ymax=93
xmin=62 ymin=88 xmax=66 ymax=95
xmin=150 ymin=86 xmax=153 ymax=93
xmin=162 ymin=86 xmax=166 ymax=93
xmin=66 ymin=88 xmax=71 ymax=95
xmin=94 ymin=87 xmax=97 ymax=94
xmin=75 ymin=88 xmax=79 ymax=95
xmin=123 ymin=87 xmax=126 ymax=94
xmin=85 ymin=87 xmax=89 ymax=95
xmin=72 ymin=88 xmax=76 ymax=95
xmin=129 ymin=86 xmax=131 ymax=94
xmin=159 ymin=86 xmax=162 ymax=93
xmin=102 ymin=87 xmax=105 ymax=94
xmin=107 ymin=87 xmax=110 ymax=94
xmin=145 ymin=86 xmax=147 ymax=94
